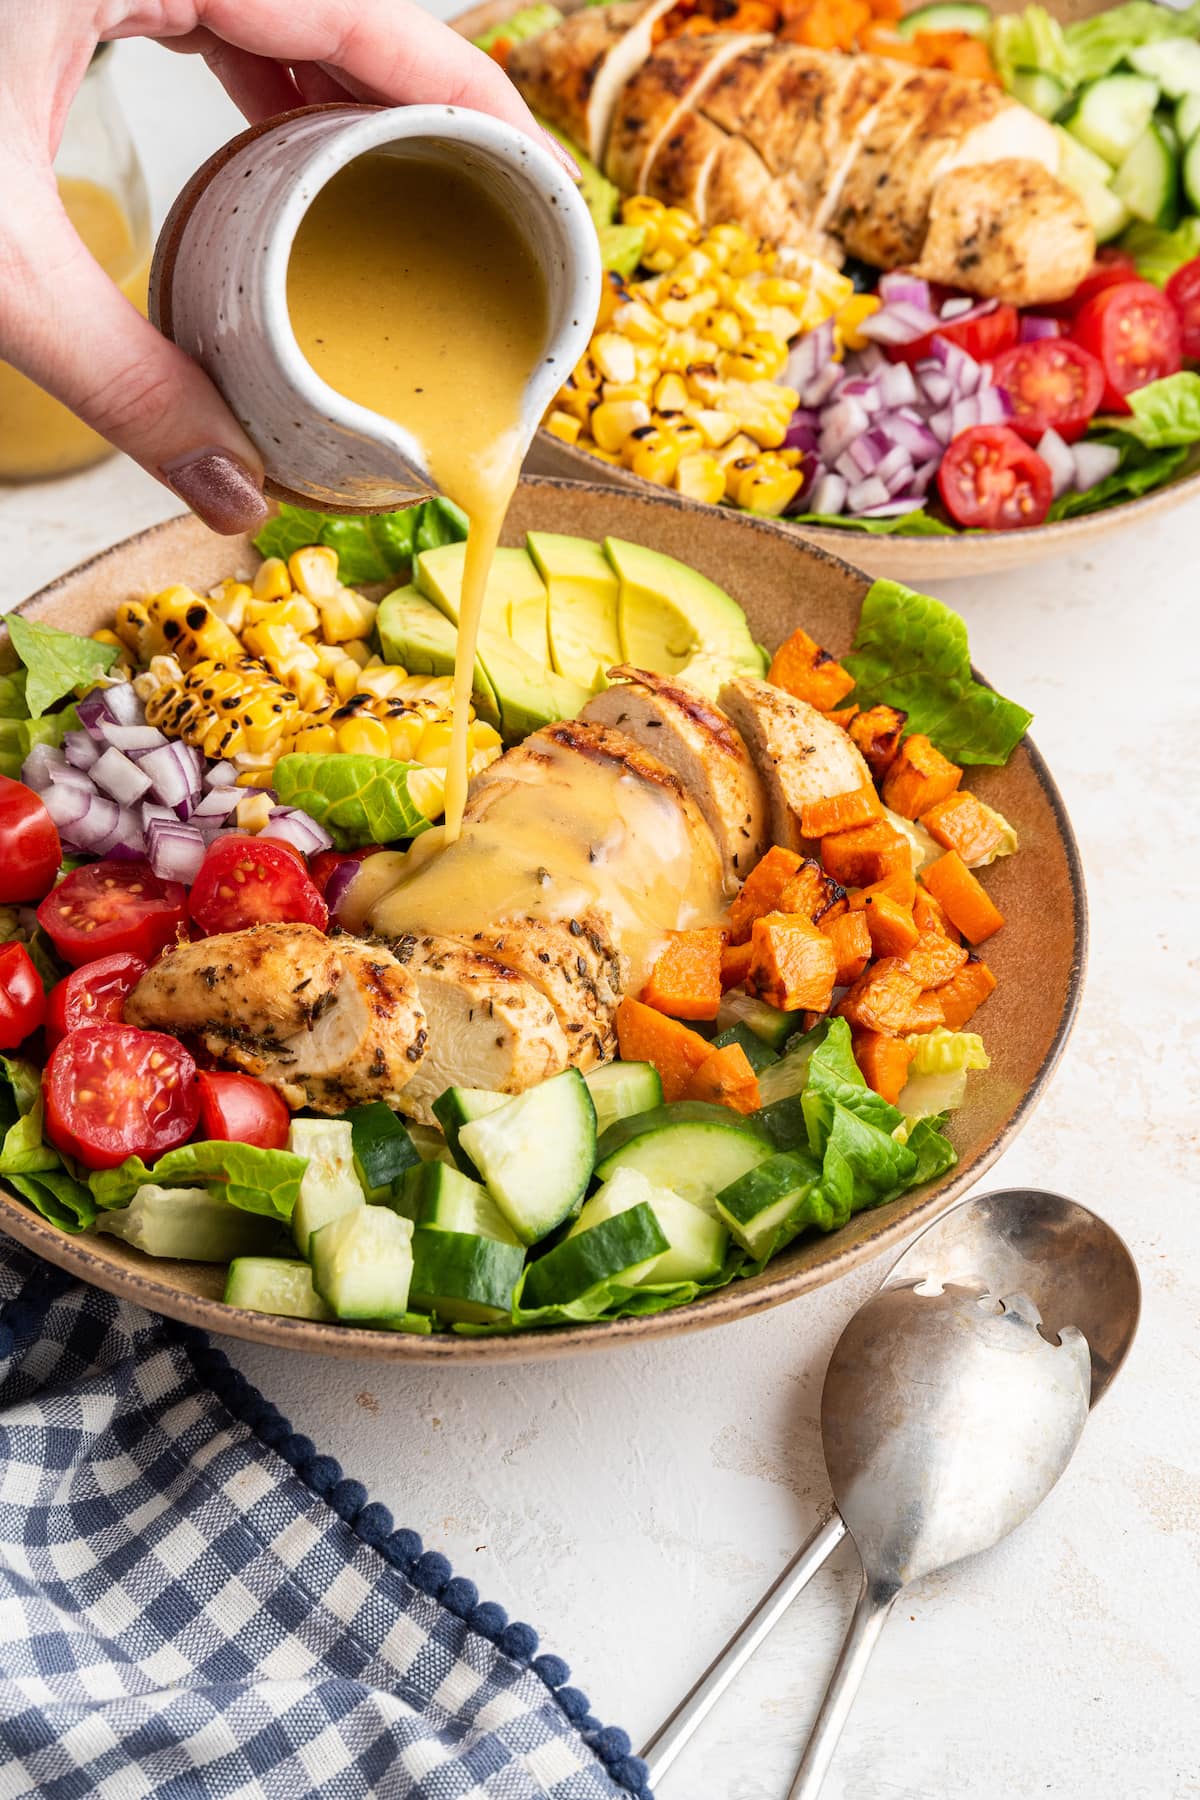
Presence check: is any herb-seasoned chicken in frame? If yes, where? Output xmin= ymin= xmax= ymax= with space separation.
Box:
xmin=125 ymin=924 xmax=427 ymax=1113
xmin=914 ymin=159 xmax=1094 ymax=306
xmin=507 ymin=0 xmax=676 ymax=165
xmin=718 ymin=675 xmax=873 ymax=853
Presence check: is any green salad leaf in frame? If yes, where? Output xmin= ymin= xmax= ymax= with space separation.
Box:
xmin=0 ymin=1058 xmax=95 ymax=1232
xmin=786 ymin=509 xmax=960 ymax=537
xmin=990 ymin=4 xmax=1072 ymax=86
xmin=0 ymin=671 xmax=28 ymax=718
xmin=7 ymin=1170 xmax=96 ymax=1234
xmin=1048 ymin=440 xmax=1189 ymax=521
xmin=904 ymin=1115 xmax=959 ymax=1187
xmin=5 ymin=615 xmax=119 ymax=719
xmin=1063 ymin=0 xmax=1200 ymax=81
xmin=273 ymin=753 xmax=432 ymax=847
xmin=1122 ymin=218 xmax=1200 ymax=287
xmin=0 ymin=907 xmax=65 ymax=992
xmin=1099 ymin=373 xmax=1200 ymax=448
xmin=253 ymin=497 xmax=469 ymax=586
xmin=343 ymin=1101 xmax=421 ymax=1197
xmin=844 ymin=580 xmax=1033 ymax=766
xmin=473 ymin=2 xmax=562 ymax=51
xmin=91 ymin=1141 xmax=306 ymax=1221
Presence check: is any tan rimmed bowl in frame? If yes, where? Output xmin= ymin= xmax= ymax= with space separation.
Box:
xmin=456 ymin=0 xmax=1200 ymax=580
xmin=0 ymin=479 xmax=1085 ymax=1359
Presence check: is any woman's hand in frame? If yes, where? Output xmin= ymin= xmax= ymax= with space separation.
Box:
xmin=0 ymin=1 xmax=557 ymax=531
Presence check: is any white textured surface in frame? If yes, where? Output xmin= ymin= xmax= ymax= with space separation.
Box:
xmin=3 ymin=34 xmax=1199 ymax=1800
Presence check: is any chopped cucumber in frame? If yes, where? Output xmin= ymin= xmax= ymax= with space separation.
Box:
xmin=432 ymin=1085 xmax=510 ymax=1175
xmin=714 ymin=988 xmax=794 ymax=1050
xmin=1064 ymin=75 xmax=1160 ymax=167
xmin=1112 ymin=121 xmax=1179 ymax=226
xmin=310 ymin=1206 xmax=414 ymax=1320
xmin=407 ymin=1122 xmax=457 ymax=1167
xmin=1056 ymin=128 xmax=1132 ymax=242
xmin=289 ymin=1119 xmax=364 ymax=1255
xmin=595 ymin=1101 xmax=771 ymax=1214
xmin=458 ymin=1068 xmax=597 ymax=1245
xmin=567 ymin=1165 xmax=727 ymax=1283
xmin=710 ymin=1022 xmax=780 ymax=1075
xmin=895 ymin=0 xmax=989 ymax=36
xmin=756 ymin=1027 xmax=822 ymax=1107
xmin=715 ymin=1151 xmax=823 ymax=1259
xmin=1008 ymin=68 xmax=1070 ymax=121
xmin=1128 ymin=38 xmax=1200 ymax=100
xmin=521 ymin=1202 xmax=668 ymax=1308
xmin=1184 ymin=133 xmax=1200 ymax=213
xmin=345 ymin=1102 xmax=420 ymax=1198
xmin=224 ymin=1256 xmax=334 ymax=1320
xmin=401 ymin=1159 xmax=521 ymax=1244
xmin=583 ymin=1060 xmax=663 ymax=1136
xmin=409 ymin=1227 xmax=525 ymax=1323
xmin=96 ymin=1184 xmax=283 ymax=1262
xmin=1176 ymin=92 xmax=1200 ymax=146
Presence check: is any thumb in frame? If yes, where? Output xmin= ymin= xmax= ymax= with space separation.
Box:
xmin=0 ymin=166 xmax=268 ymax=534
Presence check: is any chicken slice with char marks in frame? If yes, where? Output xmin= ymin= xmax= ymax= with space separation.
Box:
xmin=718 ymin=676 xmax=872 ymax=854
xmin=507 ymin=0 xmax=676 ymax=165
xmin=914 ymin=159 xmax=1093 ymax=306
xmin=125 ymin=924 xmax=427 ymax=1113
xmin=606 ymin=32 xmax=769 ymax=197
xmin=466 ymin=912 xmax=622 ymax=1072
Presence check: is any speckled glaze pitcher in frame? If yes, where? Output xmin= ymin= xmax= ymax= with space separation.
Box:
xmin=150 ymin=104 xmax=601 ymax=512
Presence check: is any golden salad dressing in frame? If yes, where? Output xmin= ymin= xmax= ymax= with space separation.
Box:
xmin=0 ymin=178 xmax=150 ymax=481
xmin=286 ymin=153 xmax=549 ymax=842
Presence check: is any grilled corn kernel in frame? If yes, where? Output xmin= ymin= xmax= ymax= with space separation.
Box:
xmin=288 ymin=546 xmax=339 ymax=604
xmin=415 ymin=719 xmax=456 ymax=768
xmin=675 ymin=452 xmax=726 ymax=506
xmin=592 ymin=333 xmax=637 ymax=385
xmin=571 ymin=353 xmax=602 ymax=393
xmin=626 ymin=431 xmax=679 ymax=485
xmin=554 ymin=384 xmax=596 ymax=425
xmin=591 ymin=399 xmax=651 ymax=452
xmin=356 ymin=665 xmax=406 ymax=701
xmin=290 ymin=724 xmax=339 ymax=755
xmin=691 ymin=408 xmax=740 ymax=448
xmin=341 ymin=639 xmax=372 ymax=668
xmin=836 ymin=293 xmax=881 ymax=352
xmin=252 ymin=557 xmax=292 ymax=602
xmin=736 ymin=463 xmax=804 ymax=516
xmin=385 ymin=714 xmax=425 ymax=761
xmin=332 ymin=658 xmax=363 ymax=702
xmin=236 ymin=791 xmax=275 ymax=831
xmin=406 ymin=766 xmax=447 ymax=821
xmin=653 ymin=372 xmax=689 ymax=414
xmin=235 ymin=767 xmax=278 ymax=790
xmin=91 ymin=628 xmax=124 ymax=653
xmin=337 ymin=715 xmax=391 ymax=758
xmin=545 ymin=409 xmax=583 ymax=446
xmin=319 ymin=590 xmax=378 ymax=643
xmin=580 ymin=442 xmax=623 ymax=466
xmin=114 ymin=600 xmax=151 ymax=656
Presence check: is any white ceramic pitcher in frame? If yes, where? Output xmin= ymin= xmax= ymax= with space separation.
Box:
xmin=150 ymin=104 xmax=601 ymax=512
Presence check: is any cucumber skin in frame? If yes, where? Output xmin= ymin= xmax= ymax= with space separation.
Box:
xmin=224 ymin=1257 xmax=333 ymax=1321
xmin=409 ymin=1228 xmax=525 ymax=1322
xmin=583 ymin=1061 xmax=663 ymax=1135
xmin=595 ymin=1099 xmax=769 ymax=1164
xmin=310 ymin=1207 xmax=415 ymax=1320
xmin=895 ymin=0 xmax=989 ymax=37
xmin=432 ymin=1087 xmax=509 ymax=1176
xmin=710 ymin=1022 xmax=780 ymax=1074
xmin=458 ymin=1069 xmax=597 ymax=1247
xmin=521 ymin=1202 xmax=669 ymax=1308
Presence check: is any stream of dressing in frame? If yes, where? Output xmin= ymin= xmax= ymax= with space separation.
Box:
xmin=286 ymin=152 xmax=549 ymax=841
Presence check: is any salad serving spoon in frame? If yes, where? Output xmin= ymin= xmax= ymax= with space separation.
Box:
xmin=641 ymin=1187 xmax=1140 ymax=1792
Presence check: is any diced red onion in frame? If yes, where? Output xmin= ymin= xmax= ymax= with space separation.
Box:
xmin=88 ymin=681 xmax=142 ymax=727
xmin=879 ymin=272 xmax=932 ymax=313
xmin=1020 ymin=315 xmax=1061 ymax=342
xmin=1071 ymin=440 xmax=1121 ymax=490
xmin=976 ymin=386 xmax=1013 ymax=424
xmin=880 ymin=411 xmax=941 ymax=460
xmin=63 ymin=731 xmax=101 ymax=773
xmin=21 ymin=745 xmax=67 ymax=791
xmin=856 ymin=343 xmax=886 ymax=375
xmin=41 ymin=784 xmax=93 ymax=831
xmin=840 ymin=379 xmax=883 ymax=414
xmin=191 ymin=787 xmax=242 ymax=820
xmin=940 ymin=297 xmax=974 ymax=321
xmin=930 ymin=336 xmax=983 ymax=395
xmin=783 ymin=317 xmax=836 ymax=394
xmin=53 ymin=789 xmax=121 ymax=851
xmin=807 ymin=471 xmax=847 ymax=515
xmin=799 ymin=362 xmax=842 ymax=409
xmin=325 ymin=859 xmax=366 ymax=922
xmin=784 ymin=421 xmax=821 ymax=456
xmin=878 ymin=362 xmax=919 ymax=409
xmin=146 ymin=818 xmax=208 ymax=885
xmin=818 ymin=395 xmax=871 ymax=463
xmin=875 ymin=445 xmax=915 ymax=493
xmin=847 ymin=475 xmax=891 ymax=512
xmin=98 ymin=722 xmax=164 ymax=753
xmin=912 ymin=458 xmax=940 ymax=493
xmin=139 ymin=741 xmax=201 ymax=813
xmin=929 ymin=408 xmax=955 ymax=446
xmin=858 ymin=495 xmax=927 ymax=517
xmin=940 ymin=296 xmax=997 ymax=325
xmin=92 ymin=746 xmax=153 ymax=807
xmin=1036 ymin=428 xmax=1075 ymax=498
xmin=96 ymin=810 xmax=145 ymax=858
xmin=262 ymin=807 xmax=333 ymax=855
xmin=203 ymin=761 xmax=239 ymax=789
xmin=916 ymin=366 xmax=955 ymax=407
xmin=860 ymin=301 xmax=941 ymax=347
xmin=141 ymin=802 xmax=179 ymax=828
xmin=75 ymin=692 xmax=114 ymax=736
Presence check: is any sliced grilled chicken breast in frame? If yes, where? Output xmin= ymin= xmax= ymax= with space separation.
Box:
xmin=830 ymin=66 xmax=952 ymax=253
xmin=914 ymin=159 xmax=1093 ymax=305
xmin=466 ymin=913 xmax=622 ymax=1071
xmin=394 ymin=936 xmax=572 ymax=1123
xmin=507 ymin=0 xmax=676 ymax=165
xmin=126 ymin=925 xmax=427 ymax=1113
xmin=811 ymin=56 xmax=910 ymax=232
xmin=718 ymin=677 xmax=872 ymax=853
xmin=643 ymin=109 xmax=727 ymax=214
xmin=581 ymin=666 xmax=769 ymax=893
xmin=606 ymin=32 xmax=768 ymax=197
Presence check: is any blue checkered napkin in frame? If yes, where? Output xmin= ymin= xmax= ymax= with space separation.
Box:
xmin=0 ymin=1241 xmax=650 ymax=1799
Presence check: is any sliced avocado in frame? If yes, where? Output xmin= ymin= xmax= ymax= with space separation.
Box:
xmin=527 ymin=532 xmax=621 ymax=691
xmin=602 ymin=537 xmax=766 ymax=697
xmin=375 ymin=586 xmax=500 ymax=727
xmin=479 ymin=634 xmax=591 ymax=742
xmin=599 ymin=222 xmax=646 ymax=277
xmin=415 ymin=542 xmax=550 ymax=667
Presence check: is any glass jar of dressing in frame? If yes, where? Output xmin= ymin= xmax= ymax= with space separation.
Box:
xmin=0 ymin=45 xmax=151 ymax=482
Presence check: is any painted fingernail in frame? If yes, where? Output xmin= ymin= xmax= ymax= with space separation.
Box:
xmin=161 ymin=447 xmax=269 ymax=535
xmin=540 ymin=127 xmax=581 ymax=182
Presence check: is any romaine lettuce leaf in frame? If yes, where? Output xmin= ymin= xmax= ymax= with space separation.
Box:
xmin=844 ymin=580 xmax=1033 ymax=766
xmin=990 ymin=4 xmax=1073 ymax=87
xmin=273 ymin=752 xmax=433 ymax=848
xmin=7 ymin=1171 xmax=96 ymax=1233
xmin=1047 ymin=440 xmax=1189 ymax=520
xmin=786 ymin=509 xmax=960 ymax=537
xmin=1063 ymin=0 xmax=1200 ymax=81
xmin=1100 ymin=372 xmax=1200 ymax=448
xmin=474 ymin=3 xmax=563 ymax=52
xmin=91 ymin=1141 xmax=306 ymax=1221
xmin=1122 ymin=218 xmax=1200 ymax=287
xmin=253 ymin=498 xmax=468 ymax=586
xmin=903 ymin=1115 xmax=959 ymax=1186
xmin=0 ymin=907 xmax=65 ymax=992
xmin=6 ymin=616 xmax=119 ymax=719
xmin=905 ymin=1028 xmax=989 ymax=1077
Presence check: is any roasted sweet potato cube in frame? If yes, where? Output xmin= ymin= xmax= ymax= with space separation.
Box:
xmin=837 ymin=957 xmax=944 ymax=1035
xmin=921 ymin=850 xmax=1005 ymax=944
xmin=937 ymin=956 xmax=997 ymax=1028
xmin=912 ymin=886 xmax=960 ymax=942
xmin=799 ymin=785 xmax=881 ymax=839
xmin=906 ymin=929 xmax=969 ymax=989
xmin=616 ymin=997 xmax=712 ymax=1102
xmin=748 ymin=911 xmax=838 ymax=1012
xmin=920 ymin=790 xmax=1006 ymax=867
xmin=823 ymin=704 xmax=860 ymax=729
xmin=768 ymin=627 xmax=856 ymax=711
xmin=852 ymin=1030 xmax=916 ymax=1105
xmin=858 ymin=866 xmax=917 ymax=908
xmin=728 ymin=845 xmax=804 ymax=944
xmin=850 ymin=889 xmax=919 ymax=959
xmin=821 ymin=910 xmax=872 ymax=986
xmin=881 ymin=733 xmax=962 ymax=820
xmin=720 ymin=938 xmax=755 ymax=991
xmin=641 ymin=927 xmax=725 ymax=1020
xmin=686 ymin=1042 xmax=761 ymax=1114
xmin=821 ymin=818 xmax=910 ymax=889
xmin=778 ymin=857 xmax=847 ymax=925
xmin=848 ymin=704 xmax=907 ymax=777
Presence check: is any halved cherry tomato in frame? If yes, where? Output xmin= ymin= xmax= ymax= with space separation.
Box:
xmin=196 ymin=1070 xmax=290 ymax=1150
xmin=1069 ymin=249 xmax=1137 ymax=311
xmin=0 ymin=775 xmax=61 ymax=904
xmin=308 ymin=847 xmax=381 ymax=896
xmin=937 ymin=425 xmax=1053 ymax=530
xmin=992 ymin=340 xmax=1105 ymax=444
xmin=44 ymin=951 xmax=146 ymax=1052
xmin=890 ymin=304 xmax=1019 ymax=369
xmin=0 ymin=943 xmax=46 ymax=1049
xmin=1165 ymin=255 xmax=1200 ymax=361
xmin=188 ymin=835 xmax=328 ymax=936
xmin=1071 ymin=280 xmax=1182 ymax=413
xmin=43 ymin=1024 xmax=199 ymax=1170
xmin=37 ymin=858 xmax=187 ymax=968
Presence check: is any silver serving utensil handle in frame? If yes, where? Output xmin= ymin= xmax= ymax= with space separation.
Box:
xmin=642 ymin=1508 xmax=847 ymax=1789
xmin=785 ymin=1571 xmax=897 ymax=1800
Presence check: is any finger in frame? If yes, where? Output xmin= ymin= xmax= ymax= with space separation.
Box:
xmin=0 ymin=166 xmax=268 ymax=534
xmin=289 ymin=60 xmax=356 ymax=109
xmin=201 ymin=39 xmax=302 ymax=121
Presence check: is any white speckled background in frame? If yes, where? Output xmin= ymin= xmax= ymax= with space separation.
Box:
xmin=2 ymin=30 xmax=1199 ymax=1799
